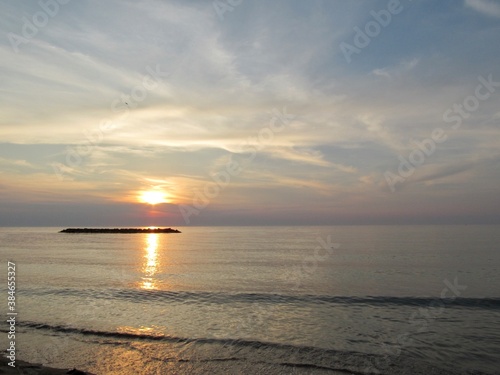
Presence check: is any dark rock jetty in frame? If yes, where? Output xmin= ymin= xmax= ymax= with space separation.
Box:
xmin=60 ymin=228 xmax=181 ymax=234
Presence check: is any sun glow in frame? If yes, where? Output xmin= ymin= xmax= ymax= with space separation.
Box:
xmin=139 ymin=190 xmax=168 ymax=205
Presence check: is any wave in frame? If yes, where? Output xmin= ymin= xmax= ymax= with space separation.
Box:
xmin=19 ymin=287 xmax=500 ymax=309
xmin=11 ymin=321 xmax=487 ymax=375
xmin=13 ymin=321 xmax=380 ymax=367
xmin=19 ymin=321 xmax=219 ymax=343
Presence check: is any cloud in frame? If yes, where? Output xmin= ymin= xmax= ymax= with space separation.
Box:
xmin=465 ymin=0 xmax=500 ymax=17
xmin=0 ymin=157 xmax=38 ymax=170
xmin=372 ymin=58 xmax=420 ymax=79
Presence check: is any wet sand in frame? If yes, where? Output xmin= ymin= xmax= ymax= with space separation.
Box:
xmin=0 ymin=356 xmax=353 ymax=374
xmin=0 ymin=357 xmax=95 ymax=375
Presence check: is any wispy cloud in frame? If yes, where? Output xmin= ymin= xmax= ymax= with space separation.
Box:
xmin=465 ymin=0 xmax=500 ymax=18
xmin=372 ymin=58 xmax=420 ymax=79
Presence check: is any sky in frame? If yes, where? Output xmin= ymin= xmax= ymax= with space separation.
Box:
xmin=0 ymin=0 xmax=499 ymax=226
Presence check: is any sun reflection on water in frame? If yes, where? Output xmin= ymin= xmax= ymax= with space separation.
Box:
xmin=141 ymin=233 xmax=159 ymax=290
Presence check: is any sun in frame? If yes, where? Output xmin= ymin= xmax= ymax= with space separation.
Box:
xmin=139 ymin=190 xmax=168 ymax=205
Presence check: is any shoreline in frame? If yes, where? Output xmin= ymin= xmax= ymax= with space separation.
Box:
xmin=0 ymin=356 xmax=355 ymax=374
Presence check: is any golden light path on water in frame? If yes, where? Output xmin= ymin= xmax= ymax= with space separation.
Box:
xmin=141 ymin=233 xmax=159 ymax=290
xmin=118 ymin=232 xmax=169 ymax=339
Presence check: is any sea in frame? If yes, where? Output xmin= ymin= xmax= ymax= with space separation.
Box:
xmin=0 ymin=225 xmax=499 ymax=374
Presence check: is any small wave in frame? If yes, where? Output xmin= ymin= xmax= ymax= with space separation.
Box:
xmin=19 ymin=288 xmax=500 ymax=309
xmin=19 ymin=321 xmax=323 ymax=351
xmin=16 ymin=321 xmax=344 ymax=355
xmin=19 ymin=321 xmax=190 ymax=343
xmin=14 ymin=321 xmax=479 ymax=375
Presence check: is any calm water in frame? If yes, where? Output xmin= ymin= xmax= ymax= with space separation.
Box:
xmin=0 ymin=226 xmax=499 ymax=374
